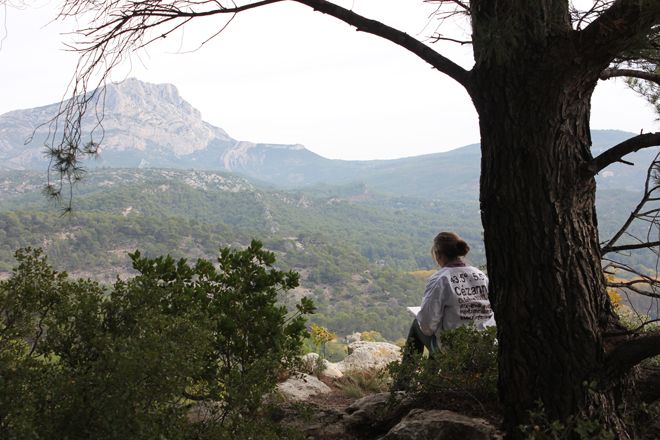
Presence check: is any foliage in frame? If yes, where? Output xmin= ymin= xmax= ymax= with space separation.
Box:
xmin=1 ymin=247 xmax=203 ymax=439
xmin=0 ymin=244 xmax=314 ymax=439
xmin=408 ymin=270 xmax=436 ymax=282
xmin=519 ymin=399 xmax=616 ymax=440
xmin=0 ymin=170 xmax=485 ymax=272
xmin=309 ymin=324 xmax=336 ymax=360
xmin=519 ymin=396 xmax=660 ymax=440
xmin=361 ymin=331 xmax=386 ymax=342
xmin=387 ymin=322 xmax=498 ymax=403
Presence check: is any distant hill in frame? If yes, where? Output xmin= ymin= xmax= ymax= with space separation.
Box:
xmin=0 ymin=168 xmax=484 ymax=272
xmin=1 ymin=78 xmax=653 ymax=200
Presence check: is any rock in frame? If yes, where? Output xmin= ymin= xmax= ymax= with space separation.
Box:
xmin=381 ymin=409 xmax=498 ymax=440
xmin=301 ymin=352 xmax=344 ymax=379
xmin=276 ymin=373 xmax=332 ymax=401
xmin=274 ymin=402 xmax=347 ymax=437
xmin=322 ymin=364 xmax=344 ymax=379
xmin=336 ymin=341 xmax=402 ymax=373
xmin=343 ymin=392 xmax=393 ymax=428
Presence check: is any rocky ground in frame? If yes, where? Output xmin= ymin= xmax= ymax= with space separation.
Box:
xmin=272 ymin=342 xmax=504 ymax=440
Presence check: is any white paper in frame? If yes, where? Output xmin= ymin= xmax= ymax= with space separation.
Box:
xmin=406 ymin=306 xmax=421 ymax=318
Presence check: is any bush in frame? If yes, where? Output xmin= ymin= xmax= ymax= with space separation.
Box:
xmin=387 ymin=322 xmax=498 ymax=402
xmin=0 ymin=243 xmax=315 ymax=439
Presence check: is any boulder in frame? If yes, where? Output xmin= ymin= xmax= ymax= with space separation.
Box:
xmin=301 ymin=352 xmax=344 ymax=378
xmin=276 ymin=373 xmax=332 ymax=401
xmin=336 ymin=341 xmax=402 ymax=373
xmin=381 ymin=409 xmax=499 ymax=440
xmin=274 ymin=402 xmax=347 ymax=437
xmin=343 ymin=392 xmax=395 ymax=429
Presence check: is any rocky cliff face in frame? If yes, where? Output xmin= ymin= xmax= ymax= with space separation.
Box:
xmin=88 ymin=79 xmax=231 ymax=155
xmin=0 ymin=78 xmax=233 ymax=168
xmin=0 ymin=78 xmax=322 ymax=183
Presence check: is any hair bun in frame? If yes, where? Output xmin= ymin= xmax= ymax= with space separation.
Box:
xmin=456 ymin=240 xmax=470 ymax=256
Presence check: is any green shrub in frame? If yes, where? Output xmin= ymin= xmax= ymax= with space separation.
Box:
xmin=0 ymin=243 xmax=315 ymax=439
xmin=387 ymin=322 xmax=498 ymax=402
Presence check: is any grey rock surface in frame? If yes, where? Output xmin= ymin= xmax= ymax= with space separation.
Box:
xmin=335 ymin=341 xmax=402 ymax=373
xmin=301 ymin=352 xmax=344 ymax=379
xmin=276 ymin=373 xmax=332 ymax=401
xmin=381 ymin=409 xmax=497 ymax=440
xmin=343 ymin=392 xmax=394 ymax=429
xmin=275 ymin=402 xmax=347 ymax=437
xmin=0 ymin=78 xmax=231 ymax=168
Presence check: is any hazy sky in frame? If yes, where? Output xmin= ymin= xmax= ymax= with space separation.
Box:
xmin=0 ymin=0 xmax=657 ymax=160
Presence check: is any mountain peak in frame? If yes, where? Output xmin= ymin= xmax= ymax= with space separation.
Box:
xmin=91 ymin=78 xmax=230 ymax=155
xmin=0 ymin=78 xmax=232 ymax=168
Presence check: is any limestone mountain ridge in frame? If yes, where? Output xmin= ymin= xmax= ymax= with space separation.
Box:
xmin=0 ymin=78 xmax=653 ymax=200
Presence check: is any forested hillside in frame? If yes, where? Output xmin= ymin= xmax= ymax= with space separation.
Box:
xmin=0 ymin=169 xmax=485 ymax=271
xmin=0 ymin=167 xmax=656 ymax=339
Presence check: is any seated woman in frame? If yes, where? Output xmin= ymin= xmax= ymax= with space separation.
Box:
xmin=402 ymin=231 xmax=495 ymax=362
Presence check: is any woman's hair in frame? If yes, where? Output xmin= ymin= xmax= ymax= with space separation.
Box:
xmin=432 ymin=231 xmax=470 ymax=263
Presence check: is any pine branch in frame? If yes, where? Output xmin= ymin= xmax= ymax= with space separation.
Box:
xmin=600 ymin=68 xmax=660 ymax=85
xmin=587 ymin=133 xmax=660 ymax=176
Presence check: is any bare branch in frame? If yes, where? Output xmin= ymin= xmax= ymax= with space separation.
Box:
xmin=605 ymin=240 xmax=660 ymax=253
xmin=428 ymin=34 xmax=472 ymax=45
xmin=603 ymin=259 xmax=660 ymax=299
xmin=588 ymin=134 xmax=660 ymax=176
xmin=293 ymin=0 xmax=471 ymax=86
xmin=600 ymin=68 xmax=660 ymax=85
xmin=570 ymin=0 xmax=614 ymax=31
xmin=601 ymin=155 xmax=660 ymax=255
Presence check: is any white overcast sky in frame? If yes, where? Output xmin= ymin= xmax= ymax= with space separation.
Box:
xmin=0 ymin=0 xmax=658 ymax=160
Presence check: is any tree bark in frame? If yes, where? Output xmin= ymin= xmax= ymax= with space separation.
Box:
xmin=473 ymin=38 xmax=633 ymax=437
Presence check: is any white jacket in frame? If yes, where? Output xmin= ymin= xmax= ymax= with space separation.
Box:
xmin=416 ymin=262 xmax=494 ymax=342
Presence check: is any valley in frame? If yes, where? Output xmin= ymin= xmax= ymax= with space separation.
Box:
xmin=1 ymin=78 xmax=658 ymax=342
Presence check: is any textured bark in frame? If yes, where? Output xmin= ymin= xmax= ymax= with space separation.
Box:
xmin=635 ymin=365 xmax=660 ymax=404
xmin=472 ymin=34 xmax=631 ymax=436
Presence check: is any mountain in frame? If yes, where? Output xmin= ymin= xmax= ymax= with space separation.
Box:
xmin=0 ymin=78 xmax=654 ymax=200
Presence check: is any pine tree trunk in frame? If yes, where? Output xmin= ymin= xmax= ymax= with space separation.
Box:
xmin=473 ymin=51 xmax=632 ymax=437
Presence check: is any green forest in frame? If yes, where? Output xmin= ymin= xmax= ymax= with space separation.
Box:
xmin=0 ymin=168 xmax=656 ymax=340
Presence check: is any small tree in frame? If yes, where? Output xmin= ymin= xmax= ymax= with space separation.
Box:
xmin=309 ymin=323 xmax=336 ymax=360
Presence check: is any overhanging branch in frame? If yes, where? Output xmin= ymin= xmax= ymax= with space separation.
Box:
xmin=587 ymin=132 xmax=660 ymax=176
xmin=292 ymin=0 xmax=472 ymax=88
xmin=53 ymin=0 xmax=472 ymax=164
xmin=600 ymin=68 xmax=660 ymax=85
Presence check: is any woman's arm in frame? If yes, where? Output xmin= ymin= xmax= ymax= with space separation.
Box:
xmin=416 ymin=273 xmax=446 ymax=336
